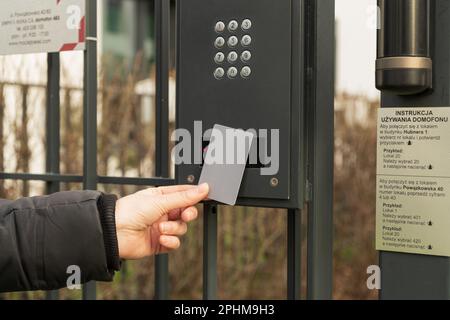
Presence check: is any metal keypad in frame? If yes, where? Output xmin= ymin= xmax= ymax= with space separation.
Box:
xmin=213 ymin=18 xmax=253 ymax=80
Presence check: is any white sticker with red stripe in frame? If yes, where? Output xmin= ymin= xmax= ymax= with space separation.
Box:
xmin=0 ymin=0 xmax=85 ymax=55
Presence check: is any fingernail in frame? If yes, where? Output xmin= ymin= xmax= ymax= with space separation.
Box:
xmin=160 ymin=223 xmax=167 ymax=233
xmin=197 ymin=183 xmax=209 ymax=194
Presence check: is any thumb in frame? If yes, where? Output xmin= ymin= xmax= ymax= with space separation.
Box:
xmin=155 ymin=183 xmax=209 ymax=214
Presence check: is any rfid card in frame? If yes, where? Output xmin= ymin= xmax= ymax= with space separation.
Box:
xmin=199 ymin=124 xmax=255 ymax=205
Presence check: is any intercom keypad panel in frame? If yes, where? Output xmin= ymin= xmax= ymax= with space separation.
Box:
xmin=177 ymin=0 xmax=304 ymax=207
xmin=213 ymin=19 xmax=253 ymax=80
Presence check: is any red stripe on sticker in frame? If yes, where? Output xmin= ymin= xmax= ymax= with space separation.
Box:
xmin=59 ymin=43 xmax=78 ymax=51
xmin=79 ymin=16 xmax=86 ymax=42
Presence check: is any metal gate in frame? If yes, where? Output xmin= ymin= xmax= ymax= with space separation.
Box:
xmin=0 ymin=0 xmax=334 ymax=300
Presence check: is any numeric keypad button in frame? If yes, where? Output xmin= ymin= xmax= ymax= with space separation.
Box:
xmin=214 ymin=52 xmax=225 ymax=64
xmin=214 ymin=67 xmax=225 ymax=79
xmin=215 ymin=21 xmax=225 ymax=33
xmin=241 ymin=19 xmax=252 ymax=30
xmin=228 ymin=36 xmax=238 ymax=48
xmin=241 ymin=35 xmax=252 ymax=47
xmin=227 ymin=51 xmax=238 ymax=63
xmin=227 ymin=67 xmax=238 ymax=79
xmin=228 ymin=20 xmax=239 ymax=32
xmin=241 ymin=66 xmax=252 ymax=78
xmin=241 ymin=50 xmax=252 ymax=62
xmin=214 ymin=37 xmax=225 ymax=48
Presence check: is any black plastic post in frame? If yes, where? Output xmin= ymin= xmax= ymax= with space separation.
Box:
xmin=379 ymin=0 xmax=450 ymax=300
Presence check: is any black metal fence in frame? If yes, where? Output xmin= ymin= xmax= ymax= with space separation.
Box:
xmin=0 ymin=0 xmax=334 ymax=300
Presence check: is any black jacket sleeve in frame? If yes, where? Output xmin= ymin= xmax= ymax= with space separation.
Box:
xmin=0 ymin=191 xmax=121 ymax=293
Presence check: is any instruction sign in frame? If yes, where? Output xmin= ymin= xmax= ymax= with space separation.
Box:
xmin=0 ymin=0 xmax=85 ymax=55
xmin=376 ymin=107 xmax=450 ymax=257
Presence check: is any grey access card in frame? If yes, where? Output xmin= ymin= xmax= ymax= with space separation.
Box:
xmin=199 ymin=124 xmax=255 ymax=206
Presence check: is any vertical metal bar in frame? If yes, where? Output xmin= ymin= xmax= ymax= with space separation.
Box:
xmin=82 ymin=0 xmax=98 ymax=301
xmin=19 ymin=86 xmax=30 ymax=196
xmin=203 ymin=203 xmax=218 ymax=300
xmin=154 ymin=255 xmax=169 ymax=300
xmin=154 ymin=0 xmax=170 ymax=300
xmin=306 ymin=0 xmax=335 ymax=300
xmin=154 ymin=0 xmax=170 ymax=176
xmin=287 ymin=209 xmax=301 ymax=300
xmin=45 ymin=52 xmax=60 ymax=301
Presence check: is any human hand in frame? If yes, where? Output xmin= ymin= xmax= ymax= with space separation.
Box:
xmin=115 ymin=183 xmax=209 ymax=259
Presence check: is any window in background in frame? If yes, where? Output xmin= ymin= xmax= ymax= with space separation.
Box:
xmin=106 ymin=0 xmax=123 ymax=34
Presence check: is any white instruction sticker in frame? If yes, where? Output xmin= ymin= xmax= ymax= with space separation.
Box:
xmin=376 ymin=107 xmax=450 ymax=257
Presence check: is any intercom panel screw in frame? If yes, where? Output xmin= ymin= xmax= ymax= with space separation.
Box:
xmin=187 ymin=175 xmax=195 ymax=183
xmin=270 ymin=178 xmax=279 ymax=187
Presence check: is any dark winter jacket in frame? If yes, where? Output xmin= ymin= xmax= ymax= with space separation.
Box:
xmin=0 ymin=191 xmax=121 ymax=293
